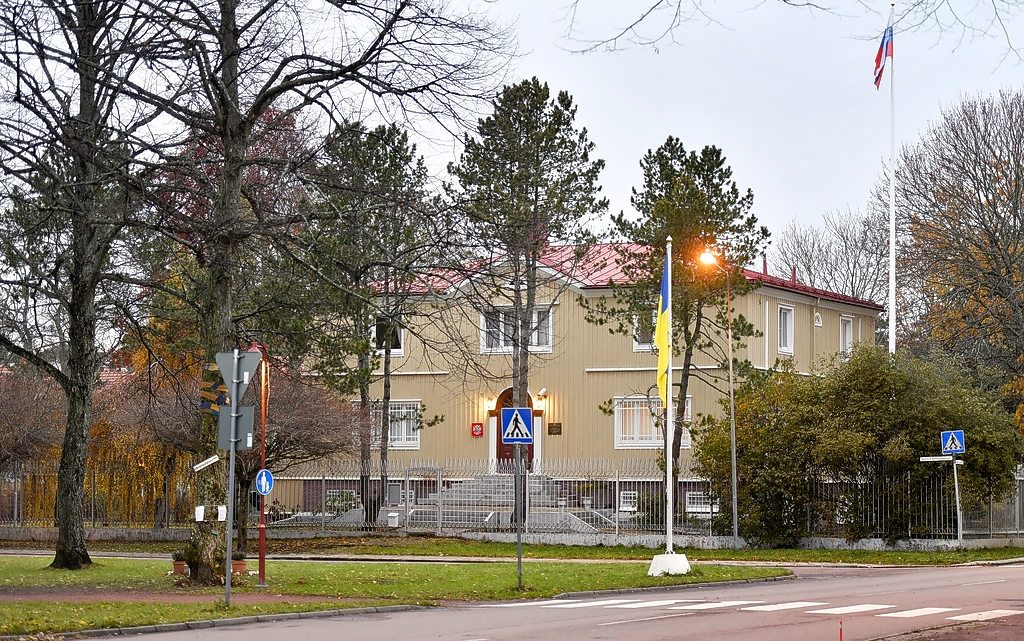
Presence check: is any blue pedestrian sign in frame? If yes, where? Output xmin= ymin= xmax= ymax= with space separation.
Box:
xmin=941 ymin=430 xmax=966 ymax=455
xmin=501 ymin=407 xmax=533 ymax=444
xmin=254 ymin=469 xmax=275 ymax=496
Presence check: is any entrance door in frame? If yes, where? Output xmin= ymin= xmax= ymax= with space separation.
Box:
xmin=494 ymin=388 xmax=534 ymax=471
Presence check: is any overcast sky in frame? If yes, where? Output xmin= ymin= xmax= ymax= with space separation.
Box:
xmin=446 ymin=2 xmax=1023 ymax=263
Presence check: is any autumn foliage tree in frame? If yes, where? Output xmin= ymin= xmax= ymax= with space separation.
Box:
xmin=894 ymin=90 xmax=1024 ymax=420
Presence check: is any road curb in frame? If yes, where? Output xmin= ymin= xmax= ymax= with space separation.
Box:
xmin=0 ymin=604 xmax=423 ymax=641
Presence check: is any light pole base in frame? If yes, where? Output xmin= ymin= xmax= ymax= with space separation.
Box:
xmin=648 ymin=553 xmax=691 ymax=576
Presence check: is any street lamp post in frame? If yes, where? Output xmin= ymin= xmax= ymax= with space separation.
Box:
xmin=699 ymin=250 xmax=740 ymax=551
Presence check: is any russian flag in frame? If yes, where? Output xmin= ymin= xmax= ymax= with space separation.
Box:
xmin=874 ymin=11 xmax=894 ymax=89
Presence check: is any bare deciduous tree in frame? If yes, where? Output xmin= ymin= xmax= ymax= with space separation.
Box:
xmin=770 ymin=209 xmax=887 ymax=304
xmin=565 ymin=2 xmax=1022 ymax=57
xmin=0 ymin=0 xmax=183 ymax=569
xmin=894 ymin=89 xmax=1024 ymax=406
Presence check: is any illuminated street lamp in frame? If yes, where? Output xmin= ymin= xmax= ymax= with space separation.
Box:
xmin=698 ymin=249 xmax=740 ymax=551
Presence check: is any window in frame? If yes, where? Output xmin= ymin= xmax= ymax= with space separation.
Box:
xmin=685 ymin=491 xmax=718 ymax=518
xmin=614 ymin=395 xmax=691 ymax=449
xmin=618 ymin=490 xmax=638 ymax=512
xmin=481 ymin=308 xmax=552 ymax=353
xmin=839 ymin=316 xmax=854 ymax=358
xmin=375 ymin=317 xmax=403 ymax=356
xmin=778 ymin=305 xmax=794 ymax=355
xmin=366 ymin=400 xmax=421 ymax=450
xmin=633 ymin=311 xmax=657 ymax=351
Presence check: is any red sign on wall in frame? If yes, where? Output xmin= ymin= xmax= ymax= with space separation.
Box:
xmin=471 ymin=422 xmax=484 ymax=438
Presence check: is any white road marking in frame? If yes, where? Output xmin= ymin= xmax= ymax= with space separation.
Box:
xmin=669 ymin=601 xmax=764 ymax=610
xmin=960 ymin=579 xmax=1006 ymax=586
xmin=543 ymin=599 xmax=641 ymax=608
xmin=948 ymin=610 xmax=1024 ymax=621
xmin=597 ymin=613 xmax=695 ymax=626
xmin=483 ymin=599 xmax=578 ymax=607
xmin=877 ymin=608 xmax=960 ymax=618
xmin=808 ymin=604 xmax=896 ymax=615
xmin=742 ymin=602 xmax=829 ymax=611
xmin=607 ymin=599 xmax=703 ymax=608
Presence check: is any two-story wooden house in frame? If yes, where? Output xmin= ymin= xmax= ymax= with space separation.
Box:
xmin=267 ymin=243 xmax=882 ymax=520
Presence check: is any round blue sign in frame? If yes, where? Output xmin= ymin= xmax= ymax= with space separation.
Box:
xmin=255 ymin=469 xmax=274 ymax=496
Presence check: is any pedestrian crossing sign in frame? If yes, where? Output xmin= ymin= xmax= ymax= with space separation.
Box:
xmin=941 ymin=430 xmax=965 ymax=455
xmin=501 ymin=407 xmax=533 ymax=444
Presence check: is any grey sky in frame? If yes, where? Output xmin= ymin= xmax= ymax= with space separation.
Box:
xmin=462 ymin=2 xmax=1023 ymax=261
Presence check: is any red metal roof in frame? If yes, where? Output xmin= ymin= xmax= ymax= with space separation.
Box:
xmin=404 ymin=243 xmax=883 ymax=311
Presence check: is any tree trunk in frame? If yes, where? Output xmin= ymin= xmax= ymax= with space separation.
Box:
xmin=381 ymin=344 xmax=391 ymax=507
xmin=358 ymin=330 xmax=374 ymax=523
xmin=187 ymin=0 xmax=243 ymax=585
xmin=51 ymin=0 xmax=103 ymax=570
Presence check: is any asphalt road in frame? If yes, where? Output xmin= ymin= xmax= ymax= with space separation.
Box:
xmin=93 ymin=563 xmax=1024 ymax=641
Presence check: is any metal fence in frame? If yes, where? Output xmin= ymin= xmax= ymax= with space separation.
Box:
xmin=3 ymin=457 xmax=1022 ymax=541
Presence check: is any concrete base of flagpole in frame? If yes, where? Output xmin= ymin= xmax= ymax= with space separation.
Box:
xmin=648 ymin=553 xmax=691 ymax=576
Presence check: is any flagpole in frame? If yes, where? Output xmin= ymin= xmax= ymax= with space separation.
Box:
xmin=887 ymin=3 xmax=896 ymax=354
xmin=664 ymin=236 xmax=673 ymax=554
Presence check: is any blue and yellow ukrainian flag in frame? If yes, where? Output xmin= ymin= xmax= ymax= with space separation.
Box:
xmin=655 ymin=254 xmax=670 ymax=405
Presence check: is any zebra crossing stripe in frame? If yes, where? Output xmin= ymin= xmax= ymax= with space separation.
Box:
xmin=878 ymin=608 xmax=959 ymax=618
xmin=808 ymin=604 xmax=895 ymax=615
xmin=669 ymin=601 xmax=763 ymax=610
xmin=608 ymin=600 xmax=704 ymax=609
xmin=483 ymin=599 xmax=578 ymax=607
xmin=948 ymin=610 xmax=1024 ymax=621
xmin=742 ymin=602 xmax=829 ymax=611
xmin=543 ymin=599 xmax=641 ymax=608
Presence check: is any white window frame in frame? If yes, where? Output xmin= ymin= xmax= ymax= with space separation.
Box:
xmin=632 ymin=311 xmax=657 ymax=352
xmin=839 ymin=315 xmax=854 ymax=359
xmin=614 ymin=395 xmax=692 ymax=450
xmin=618 ymin=490 xmax=638 ymax=512
xmin=480 ymin=308 xmax=552 ymax=354
xmin=778 ymin=304 xmax=795 ymax=355
xmin=374 ymin=317 xmax=404 ymax=357
xmin=364 ymin=399 xmax=421 ymax=450
xmin=685 ymin=490 xmax=718 ymax=517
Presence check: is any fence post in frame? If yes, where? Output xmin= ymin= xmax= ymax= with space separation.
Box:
xmin=436 ymin=467 xmax=442 ymax=536
xmin=404 ymin=468 xmax=409 ymax=531
xmin=91 ymin=469 xmax=96 ymax=527
xmin=614 ymin=469 xmax=619 ymax=540
xmin=321 ymin=472 xmax=326 ymax=533
xmin=12 ymin=464 xmax=19 ymax=527
xmin=1016 ymin=478 xmax=1021 ymax=537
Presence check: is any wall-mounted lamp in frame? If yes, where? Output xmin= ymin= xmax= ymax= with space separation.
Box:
xmin=537 ymin=387 xmax=547 ymax=398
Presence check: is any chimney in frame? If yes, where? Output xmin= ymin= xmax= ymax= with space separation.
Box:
xmin=762 ymin=255 xmax=767 ymax=275
xmin=791 ymin=265 xmax=797 ymax=284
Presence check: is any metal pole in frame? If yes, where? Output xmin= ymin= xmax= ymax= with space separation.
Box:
xmin=257 ymin=352 xmax=268 ymax=589
xmin=515 ymin=444 xmax=523 ymax=590
xmin=953 ymin=459 xmax=963 ymax=547
xmin=664 ymin=237 xmax=674 ymax=553
xmin=436 ymin=467 xmax=442 ymax=536
xmin=727 ymin=271 xmax=739 ymax=551
xmin=225 ymin=348 xmax=240 ymax=607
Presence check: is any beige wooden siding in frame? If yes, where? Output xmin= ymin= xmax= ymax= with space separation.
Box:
xmin=351 ymin=277 xmax=879 ymax=475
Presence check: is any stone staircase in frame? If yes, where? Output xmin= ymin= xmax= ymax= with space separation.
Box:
xmin=421 ymin=473 xmax=563 ymax=508
xmin=395 ymin=474 xmax=596 ymax=533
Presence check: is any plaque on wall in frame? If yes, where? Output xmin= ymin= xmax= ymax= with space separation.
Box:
xmin=547 ymin=422 xmax=562 ymax=435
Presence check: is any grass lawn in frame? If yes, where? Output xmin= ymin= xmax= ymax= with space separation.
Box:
xmin=0 ymin=555 xmax=788 ymax=636
xmin=5 ymin=535 xmax=1022 ymax=566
